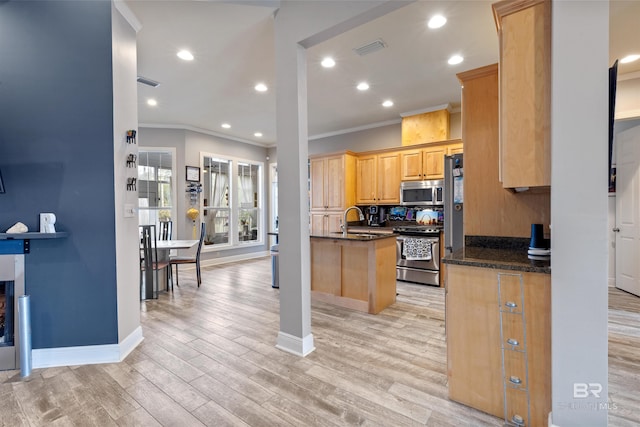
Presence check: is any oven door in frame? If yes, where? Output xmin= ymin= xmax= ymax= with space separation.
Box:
xmin=396 ymin=235 xmax=440 ymax=286
xmin=396 ymin=235 xmax=440 ymax=270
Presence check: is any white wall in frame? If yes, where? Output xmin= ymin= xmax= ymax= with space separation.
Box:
xmin=551 ymin=2 xmax=609 ymax=425
xmin=309 ymin=123 xmax=400 ymax=155
xmin=112 ymin=2 xmax=142 ymax=346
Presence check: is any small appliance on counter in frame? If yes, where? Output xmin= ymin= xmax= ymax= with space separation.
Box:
xmin=366 ymin=206 xmax=387 ymax=227
xmin=528 ymin=223 xmax=550 ymax=259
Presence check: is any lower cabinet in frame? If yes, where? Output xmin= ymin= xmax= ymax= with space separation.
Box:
xmin=446 ymin=264 xmax=550 ymax=427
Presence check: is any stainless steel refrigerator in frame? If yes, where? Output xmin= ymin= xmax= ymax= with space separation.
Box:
xmin=444 ymin=153 xmax=464 ymax=256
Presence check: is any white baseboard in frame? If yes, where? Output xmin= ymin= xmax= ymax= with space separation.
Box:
xmin=197 ymin=251 xmax=269 ymax=268
xmin=549 ymin=412 xmax=560 ymax=427
xmin=609 ymin=277 xmax=616 ymax=287
xmin=276 ymin=331 xmax=315 ymax=357
xmin=32 ymin=326 xmax=144 ymax=369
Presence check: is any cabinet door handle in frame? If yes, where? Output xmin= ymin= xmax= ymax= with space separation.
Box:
xmin=511 ymin=414 xmax=525 ymax=426
xmin=506 ymin=338 xmax=519 ymax=347
xmin=505 ymin=301 xmax=518 ymax=309
xmin=509 ymin=376 xmax=522 ymax=385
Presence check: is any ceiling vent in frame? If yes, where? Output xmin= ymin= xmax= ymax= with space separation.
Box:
xmin=353 ymin=39 xmax=387 ymax=56
xmin=137 ymin=76 xmax=160 ymax=88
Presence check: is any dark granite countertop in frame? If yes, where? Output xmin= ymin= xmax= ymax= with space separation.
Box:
xmin=311 ymin=232 xmax=397 ymax=242
xmin=443 ymin=236 xmax=550 ymax=274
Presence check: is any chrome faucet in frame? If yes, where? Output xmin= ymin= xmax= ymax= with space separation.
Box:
xmin=342 ymin=206 xmax=365 ymax=237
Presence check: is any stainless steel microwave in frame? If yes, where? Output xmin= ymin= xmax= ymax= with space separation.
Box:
xmin=400 ymin=180 xmax=444 ymax=206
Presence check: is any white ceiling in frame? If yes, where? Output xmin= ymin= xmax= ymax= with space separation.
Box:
xmin=127 ymin=0 xmax=640 ymax=147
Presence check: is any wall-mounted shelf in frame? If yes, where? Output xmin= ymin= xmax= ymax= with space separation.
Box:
xmin=0 ymin=232 xmax=69 ymax=240
xmin=0 ymin=232 xmax=68 ymax=254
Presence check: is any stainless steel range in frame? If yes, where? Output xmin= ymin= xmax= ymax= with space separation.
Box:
xmin=393 ymin=225 xmax=441 ymax=286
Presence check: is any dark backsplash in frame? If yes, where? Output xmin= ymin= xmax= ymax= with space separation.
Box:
xmin=465 ymin=235 xmax=531 ymax=251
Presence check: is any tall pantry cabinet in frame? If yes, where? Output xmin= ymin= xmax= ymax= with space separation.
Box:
xmin=309 ymin=152 xmax=356 ymax=235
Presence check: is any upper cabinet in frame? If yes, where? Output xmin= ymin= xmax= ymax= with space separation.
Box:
xmin=356 ymin=152 xmax=401 ymax=205
xmin=400 ymin=143 xmax=459 ymax=181
xmin=493 ymin=0 xmax=551 ymax=190
xmin=401 ymin=109 xmax=450 ymax=146
xmin=309 ymin=152 xmax=356 ymax=211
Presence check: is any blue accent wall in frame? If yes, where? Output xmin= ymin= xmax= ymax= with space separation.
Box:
xmin=0 ymin=1 xmax=118 ymax=348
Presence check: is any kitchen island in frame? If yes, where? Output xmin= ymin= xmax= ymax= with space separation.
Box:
xmin=310 ymin=232 xmax=397 ymax=314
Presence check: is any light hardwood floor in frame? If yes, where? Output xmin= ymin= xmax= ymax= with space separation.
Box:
xmin=1 ymin=258 xmax=639 ymax=426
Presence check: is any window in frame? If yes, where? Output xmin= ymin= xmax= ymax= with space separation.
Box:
xmin=237 ymin=162 xmax=260 ymax=243
xmin=203 ymin=157 xmax=231 ymax=245
xmin=138 ymin=150 xmax=175 ymax=228
xmin=202 ymin=154 xmax=263 ymax=248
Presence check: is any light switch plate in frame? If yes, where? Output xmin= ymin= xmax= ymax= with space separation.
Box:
xmin=124 ymin=204 xmax=136 ymax=218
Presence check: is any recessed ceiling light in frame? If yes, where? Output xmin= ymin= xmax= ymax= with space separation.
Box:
xmin=255 ymin=83 xmax=268 ymax=92
xmin=177 ymin=50 xmax=194 ymax=61
xmin=428 ymin=15 xmax=447 ymax=29
xmin=357 ymin=82 xmax=370 ymax=91
xmin=254 ymin=132 xmax=263 ymax=137
xmin=382 ymin=100 xmax=394 ymax=108
xmin=221 ymin=123 xmax=231 ymax=129
xmin=147 ymin=98 xmax=157 ymax=106
xmin=321 ymin=57 xmax=336 ymax=68
xmin=621 ymin=54 xmax=640 ymax=64
xmin=448 ymin=54 xmax=464 ymax=65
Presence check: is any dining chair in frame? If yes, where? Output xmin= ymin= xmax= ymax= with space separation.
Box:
xmin=158 ymin=220 xmax=172 ymax=241
xmin=170 ymin=222 xmax=205 ymax=287
xmin=139 ymin=224 xmax=170 ymax=299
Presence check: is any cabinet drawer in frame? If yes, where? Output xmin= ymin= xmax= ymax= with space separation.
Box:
xmin=505 ymin=387 xmax=529 ymax=426
xmin=498 ymin=273 xmax=524 ymax=313
xmin=503 ymin=349 xmax=527 ymax=390
xmin=501 ymin=312 xmax=525 ymax=351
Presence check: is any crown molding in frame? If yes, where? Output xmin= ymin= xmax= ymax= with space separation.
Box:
xmin=399 ymin=103 xmax=452 ymax=117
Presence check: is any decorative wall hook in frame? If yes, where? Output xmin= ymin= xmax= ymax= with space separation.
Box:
xmin=126 ymin=130 xmax=137 ymax=144
xmin=126 ymin=177 xmax=137 ymax=191
xmin=126 ymin=153 xmax=137 ymax=168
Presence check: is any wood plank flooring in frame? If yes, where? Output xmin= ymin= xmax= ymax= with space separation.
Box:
xmin=1 ymin=258 xmax=640 ymax=426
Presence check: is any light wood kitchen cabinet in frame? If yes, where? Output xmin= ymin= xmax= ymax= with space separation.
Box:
xmin=309 ymin=152 xmax=356 ymax=235
xmin=356 ymin=152 xmax=401 ymax=204
xmin=400 ymin=142 xmax=461 ymax=181
xmin=310 ymin=212 xmax=343 ymax=235
xmin=446 ymin=264 xmax=550 ymax=427
xmin=447 ymin=142 xmax=464 ymax=155
xmin=493 ymin=0 xmax=551 ymax=189
xmin=401 ymin=109 xmax=450 ymax=146
xmin=423 ymin=146 xmax=447 ymax=179
xmin=457 ymin=64 xmax=550 ymax=238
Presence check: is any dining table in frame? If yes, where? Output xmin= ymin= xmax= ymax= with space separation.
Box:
xmin=155 ymin=239 xmax=199 ymax=261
